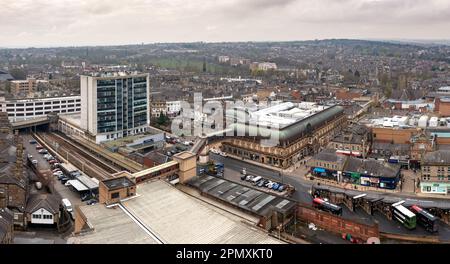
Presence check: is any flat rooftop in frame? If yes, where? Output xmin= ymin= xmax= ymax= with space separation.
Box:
xmin=238 ymin=101 xmax=331 ymax=129
xmin=122 ymin=181 xmax=283 ymax=244
xmin=102 ymin=176 xmax=135 ymax=191
xmin=70 ymin=180 xmax=283 ymax=244
xmin=59 ymin=113 xmax=82 ymax=128
xmin=102 ymin=129 xmax=162 ymax=149
xmin=68 ymin=205 xmax=159 ymax=244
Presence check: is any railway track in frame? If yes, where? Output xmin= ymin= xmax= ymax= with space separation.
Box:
xmin=35 ymin=132 xmax=117 ymax=181
xmin=47 ymin=132 xmax=122 ymax=173
xmin=67 ymin=134 xmax=144 ymax=173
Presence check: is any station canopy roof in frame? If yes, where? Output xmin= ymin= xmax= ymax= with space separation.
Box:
xmin=67 ymin=180 xmax=89 ymax=192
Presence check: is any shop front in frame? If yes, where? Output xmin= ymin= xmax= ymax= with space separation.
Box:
xmin=379 ymin=177 xmax=398 ymax=190
xmin=342 ymin=171 xmax=361 ymax=184
xmin=311 ymin=167 xmax=338 ymax=181
xmin=420 ymin=182 xmax=450 ymax=195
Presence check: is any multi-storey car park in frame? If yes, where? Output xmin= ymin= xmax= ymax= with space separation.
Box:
xmin=0 ymin=96 xmax=81 ymax=122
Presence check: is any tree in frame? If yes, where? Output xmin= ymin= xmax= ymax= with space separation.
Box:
xmin=157 ymin=113 xmax=170 ymax=126
xmin=4 ymin=82 xmax=11 ymax=94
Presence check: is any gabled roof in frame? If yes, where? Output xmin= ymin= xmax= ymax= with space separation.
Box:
xmin=0 ymin=172 xmax=27 ymax=189
xmin=345 ymin=157 xmax=400 ymax=178
xmin=423 ymin=150 xmax=450 ymax=164
xmin=25 ymin=193 xmax=61 ymax=215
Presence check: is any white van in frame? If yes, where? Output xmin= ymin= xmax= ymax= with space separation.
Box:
xmin=62 ymin=198 xmax=73 ymax=212
xmin=251 ymin=176 xmax=262 ymax=185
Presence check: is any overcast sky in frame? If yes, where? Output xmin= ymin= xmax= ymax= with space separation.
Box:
xmin=1 ymin=0 xmax=450 ymax=47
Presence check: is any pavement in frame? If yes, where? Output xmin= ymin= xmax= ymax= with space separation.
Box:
xmin=14 ymin=229 xmax=67 ymax=244
xmin=209 ymin=153 xmax=450 ymax=241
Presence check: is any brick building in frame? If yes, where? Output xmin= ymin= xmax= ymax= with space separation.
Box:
xmin=330 ymin=124 xmax=371 ymax=158
xmin=371 ymin=127 xmax=418 ymax=144
xmin=0 ymin=117 xmax=28 ymax=227
xmin=421 ymin=150 xmax=450 ymax=195
xmin=435 ymin=98 xmax=450 ymax=116
xmin=0 ymin=208 xmax=14 ymax=244
xmin=98 ymin=176 xmax=136 ymax=205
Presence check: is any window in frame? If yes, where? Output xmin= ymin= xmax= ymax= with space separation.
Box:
xmin=111 ymin=192 xmax=120 ymax=199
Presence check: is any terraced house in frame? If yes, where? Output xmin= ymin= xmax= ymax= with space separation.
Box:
xmin=421 ymin=150 xmax=450 ymax=195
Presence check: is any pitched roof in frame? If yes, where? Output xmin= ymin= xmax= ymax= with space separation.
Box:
xmin=0 ymin=208 xmax=13 ymax=241
xmin=423 ymin=150 xmax=450 ymax=164
xmin=345 ymin=157 xmax=400 ymax=178
xmin=313 ymin=149 xmax=347 ymax=164
xmin=25 ymin=193 xmax=61 ymax=215
xmin=0 ymin=172 xmax=27 ymax=189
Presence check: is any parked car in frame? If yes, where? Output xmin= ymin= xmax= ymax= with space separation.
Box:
xmin=52 ymin=163 xmax=60 ymax=169
xmin=245 ymin=175 xmax=254 ymax=181
xmin=53 ymin=171 xmax=63 ymax=177
xmin=29 ymin=139 xmax=37 ymax=144
xmin=52 ymin=169 xmax=61 ymax=173
xmin=60 ymin=177 xmax=69 ymax=184
xmin=257 ymin=180 xmax=266 ymax=187
xmin=35 ymin=145 xmax=43 ymax=150
xmin=86 ymin=199 xmax=97 ymax=205
xmin=219 ymin=152 xmax=228 ymax=157
xmin=266 ymin=181 xmax=274 ymax=189
xmin=272 ymin=183 xmax=280 ymax=190
xmin=81 ymin=194 xmax=91 ymax=202
xmin=38 ymin=149 xmax=48 ymax=154
xmin=27 ymin=154 xmax=33 ymax=159
xmin=240 ymin=174 xmax=247 ymax=181
xmin=210 ymin=149 xmax=220 ymax=154
xmin=216 ymin=171 xmax=223 ymax=177
xmin=31 ymin=160 xmax=38 ymax=165
xmin=48 ymin=159 xmax=57 ymax=164
xmin=278 ymin=185 xmax=286 ymax=192
xmin=57 ymin=174 xmax=66 ymax=180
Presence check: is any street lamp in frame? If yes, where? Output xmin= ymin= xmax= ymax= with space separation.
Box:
xmin=279 ymin=171 xmax=284 ymax=184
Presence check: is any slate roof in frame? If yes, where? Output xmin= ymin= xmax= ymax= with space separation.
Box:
xmin=423 ymin=150 xmax=450 ymax=165
xmin=25 ymin=193 xmax=61 ymax=215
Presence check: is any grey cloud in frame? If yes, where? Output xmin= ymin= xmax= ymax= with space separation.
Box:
xmin=0 ymin=0 xmax=449 ymax=47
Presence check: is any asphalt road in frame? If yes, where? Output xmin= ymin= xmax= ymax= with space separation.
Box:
xmin=209 ymin=153 xmax=450 ymax=241
xmin=22 ymin=134 xmax=51 ymax=171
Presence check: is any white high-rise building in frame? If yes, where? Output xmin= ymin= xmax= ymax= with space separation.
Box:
xmin=80 ymin=72 xmax=150 ymax=143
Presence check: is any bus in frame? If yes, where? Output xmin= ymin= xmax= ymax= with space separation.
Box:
xmin=410 ymin=205 xmax=439 ymax=233
xmin=392 ymin=204 xmax=416 ymax=230
xmin=313 ymin=198 xmax=342 ymax=216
